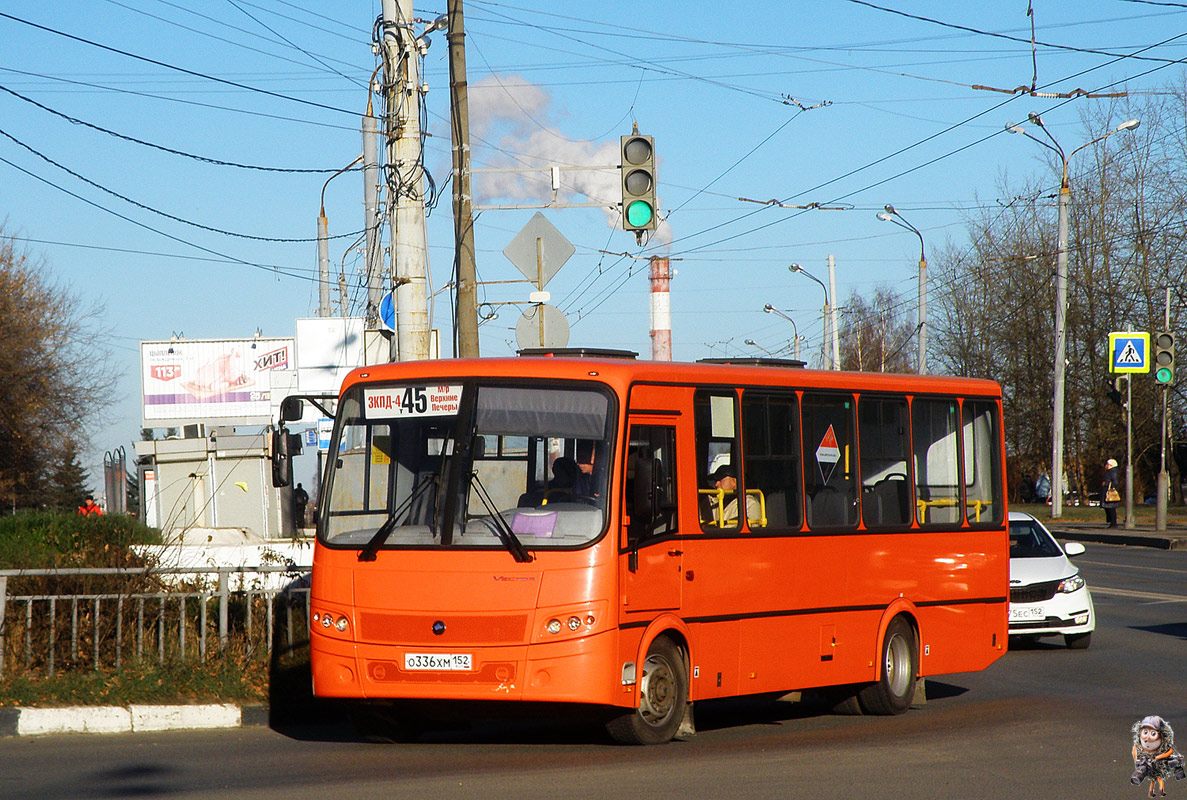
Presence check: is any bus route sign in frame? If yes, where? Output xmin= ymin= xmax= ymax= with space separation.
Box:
xmin=1108 ymin=332 xmax=1150 ymax=374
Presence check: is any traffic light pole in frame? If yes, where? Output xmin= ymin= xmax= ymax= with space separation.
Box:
xmin=1157 ymin=286 xmax=1171 ymax=531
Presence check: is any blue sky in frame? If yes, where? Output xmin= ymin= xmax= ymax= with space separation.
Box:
xmin=1 ymin=1 xmax=1183 ymax=484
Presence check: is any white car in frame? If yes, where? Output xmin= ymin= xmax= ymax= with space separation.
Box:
xmin=1008 ymin=511 xmax=1095 ymax=649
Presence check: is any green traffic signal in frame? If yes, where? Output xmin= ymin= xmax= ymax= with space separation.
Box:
xmin=625 ymin=199 xmax=654 ymax=228
xmin=1156 ymin=367 xmax=1173 ymax=383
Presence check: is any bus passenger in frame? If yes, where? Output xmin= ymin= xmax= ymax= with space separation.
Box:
xmin=710 ymin=465 xmax=761 ymax=526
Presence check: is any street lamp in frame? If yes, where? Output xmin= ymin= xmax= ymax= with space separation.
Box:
xmin=762 ymin=304 xmax=803 ymax=361
xmin=876 ymin=204 xmax=928 ymax=375
xmin=788 ymin=264 xmax=834 ymax=369
xmin=744 ymin=339 xmax=776 ymax=357
xmin=1007 ymin=114 xmax=1140 ymax=522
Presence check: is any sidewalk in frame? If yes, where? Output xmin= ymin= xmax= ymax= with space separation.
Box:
xmin=1043 ymin=518 xmax=1187 ymax=550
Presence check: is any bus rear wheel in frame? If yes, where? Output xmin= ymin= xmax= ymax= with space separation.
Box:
xmin=605 ymin=636 xmax=688 ymax=745
xmin=857 ymin=616 xmax=918 ymax=715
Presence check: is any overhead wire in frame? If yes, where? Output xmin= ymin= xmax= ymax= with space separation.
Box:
xmin=0 ymin=124 xmax=366 ymax=243
xmin=0 ymin=10 xmax=362 ymax=118
xmin=0 ymin=84 xmax=359 ymax=173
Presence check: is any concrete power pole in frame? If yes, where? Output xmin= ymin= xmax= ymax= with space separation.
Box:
xmin=828 ymin=254 xmax=840 ymax=370
xmin=380 ymin=0 xmax=430 ymax=361
xmin=362 ymin=101 xmax=384 ymax=327
xmin=447 ymin=0 xmax=480 ymax=358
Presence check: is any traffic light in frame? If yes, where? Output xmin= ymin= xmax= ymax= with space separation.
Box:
xmin=620 ymin=131 xmax=657 ymax=235
xmin=1153 ymin=331 xmax=1175 ymax=384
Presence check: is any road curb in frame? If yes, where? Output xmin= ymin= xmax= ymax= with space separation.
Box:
xmin=0 ymin=703 xmax=268 ymax=737
xmin=1052 ymin=529 xmax=1183 ymax=550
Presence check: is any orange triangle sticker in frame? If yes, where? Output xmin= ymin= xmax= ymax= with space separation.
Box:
xmin=819 ymin=425 xmax=838 ymax=451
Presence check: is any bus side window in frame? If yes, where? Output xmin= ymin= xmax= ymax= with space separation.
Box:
xmin=913 ymin=399 xmax=961 ymax=525
xmin=802 ymin=392 xmax=858 ymax=530
xmin=961 ymin=400 xmax=1002 ymax=525
xmin=625 ymin=425 xmax=678 ymax=542
xmin=858 ymin=397 xmax=911 ymax=529
xmin=741 ymin=391 xmax=801 ymax=530
xmin=695 ymin=392 xmax=740 ymax=530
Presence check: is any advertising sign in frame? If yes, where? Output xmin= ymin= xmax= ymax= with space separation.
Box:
xmin=141 ymin=337 xmax=295 ymax=425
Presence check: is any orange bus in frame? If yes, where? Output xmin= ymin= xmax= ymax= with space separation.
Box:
xmin=299 ymin=349 xmax=1008 ymax=744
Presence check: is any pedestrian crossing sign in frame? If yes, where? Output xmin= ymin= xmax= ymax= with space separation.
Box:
xmin=1109 ymin=331 xmax=1150 ymax=373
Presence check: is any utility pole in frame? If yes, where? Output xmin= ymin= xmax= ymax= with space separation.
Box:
xmin=1052 ymin=179 xmax=1069 ymax=519
xmin=828 ymin=254 xmax=840 ymax=370
xmin=380 ymin=0 xmax=430 ymax=361
xmin=448 ymin=0 xmax=479 ymax=358
xmin=362 ymin=99 xmax=384 ymax=327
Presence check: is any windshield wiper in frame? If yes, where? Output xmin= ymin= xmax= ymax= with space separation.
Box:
xmin=358 ymin=474 xmax=437 ymax=562
xmin=469 ymin=472 xmax=533 ymax=563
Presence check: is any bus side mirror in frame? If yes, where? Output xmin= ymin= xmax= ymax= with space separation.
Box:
xmin=280 ymin=396 xmax=304 ymax=422
xmin=271 ymin=429 xmax=301 ymax=488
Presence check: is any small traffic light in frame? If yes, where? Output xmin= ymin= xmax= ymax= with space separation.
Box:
xmin=1153 ymin=331 xmax=1175 ymax=384
xmin=620 ymin=131 xmax=657 ymax=235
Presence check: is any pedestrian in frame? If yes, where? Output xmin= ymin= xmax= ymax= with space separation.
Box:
xmin=77 ymin=495 xmax=103 ymax=516
xmin=293 ymin=482 xmax=309 ymax=528
xmin=1101 ymin=458 xmax=1121 ymax=528
xmin=1034 ymin=469 xmax=1051 ymax=504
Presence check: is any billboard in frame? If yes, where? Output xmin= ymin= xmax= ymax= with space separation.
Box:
xmin=141 ymin=337 xmax=295 ymax=426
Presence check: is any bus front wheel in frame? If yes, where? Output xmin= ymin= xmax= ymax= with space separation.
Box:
xmin=606 ymin=636 xmax=688 ymax=745
xmin=857 ymin=616 xmax=918 ymax=715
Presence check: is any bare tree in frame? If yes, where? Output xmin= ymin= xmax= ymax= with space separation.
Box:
xmin=0 ymin=229 xmax=119 ymax=510
xmin=931 ymin=89 xmax=1185 ymax=502
xmin=837 ymin=286 xmax=915 ymax=373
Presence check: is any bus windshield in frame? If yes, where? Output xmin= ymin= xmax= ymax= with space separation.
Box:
xmin=321 ymin=382 xmax=613 ymax=552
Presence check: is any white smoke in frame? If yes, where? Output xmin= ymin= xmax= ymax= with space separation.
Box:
xmin=466 ymin=74 xmax=672 ymax=246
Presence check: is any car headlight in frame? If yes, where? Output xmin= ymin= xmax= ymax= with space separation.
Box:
xmin=1058 ymin=574 xmax=1085 ymax=593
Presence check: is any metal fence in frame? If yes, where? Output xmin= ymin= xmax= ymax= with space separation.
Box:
xmin=0 ymin=566 xmax=311 ymax=676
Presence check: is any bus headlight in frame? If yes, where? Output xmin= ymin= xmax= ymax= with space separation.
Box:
xmin=547 ymin=619 xmax=563 ymax=635
xmin=567 ymin=616 xmax=581 ymax=631
xmin=336 ymin=616 xmax=349 ymax=632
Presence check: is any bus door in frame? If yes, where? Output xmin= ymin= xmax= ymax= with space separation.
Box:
xmin=621 ymin=419 xmax=682 ymax=614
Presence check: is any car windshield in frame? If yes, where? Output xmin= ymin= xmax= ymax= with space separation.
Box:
xmin=321 ymin=382 xmax=612 ymax=552
xmin=1008 ymin=519 xmax=1064 ymax=558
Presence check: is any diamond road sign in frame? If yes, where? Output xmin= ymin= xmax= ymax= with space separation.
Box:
xmin=1109 ymin=331 xmax=1150 ymax=373
xmin=503 ymin=212 xmax=575 ymax=289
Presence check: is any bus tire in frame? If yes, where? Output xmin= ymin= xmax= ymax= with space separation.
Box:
xmin=857 ymin=616 xmax=917 ymax=716
xmin=605 ymin=636 xmax=688 ymax=745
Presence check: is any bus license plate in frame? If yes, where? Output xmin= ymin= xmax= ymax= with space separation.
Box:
xmin=404 ymin=653 xmax=472 ymax=671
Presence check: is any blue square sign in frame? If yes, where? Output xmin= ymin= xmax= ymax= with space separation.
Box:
xmin=1109 ymin=331 xmax=1150 ymax=373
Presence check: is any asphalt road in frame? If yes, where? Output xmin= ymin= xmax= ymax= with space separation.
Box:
xmin=1 ymin=542 xmax=1184 ymax=800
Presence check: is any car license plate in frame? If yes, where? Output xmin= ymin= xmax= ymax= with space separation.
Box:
xmin=403 ymin=653 xmax=472 ymax=671
xmin=1009 ymin=606 xmax=1044 ymax=621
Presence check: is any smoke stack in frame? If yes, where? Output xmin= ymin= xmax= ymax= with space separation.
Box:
xmin=649 ymin=256 xmax=671 ymax=361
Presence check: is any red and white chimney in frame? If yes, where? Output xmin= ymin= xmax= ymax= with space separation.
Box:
xmin=649 ymin=256 xmax=671 ymax=361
